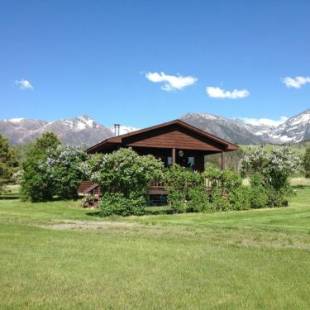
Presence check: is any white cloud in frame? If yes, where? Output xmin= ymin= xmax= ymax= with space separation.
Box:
xmin=145 ymin=72 xmax=197 ymax=91
xmin=15 ymin=79 xmax=33 ymax=90
xmin=282 ymin=76 xmax=310 ymax=89
xmin=241 ymin=116 xmax=288 ymax=127
xmin=206 ymin=86 xmax=249 ymax=99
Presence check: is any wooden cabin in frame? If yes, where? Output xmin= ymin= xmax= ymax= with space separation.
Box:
xmin=87 ymin=119 xmax=238 ymax=171
xmin=84 ymin=119 xmax=238 ymax=204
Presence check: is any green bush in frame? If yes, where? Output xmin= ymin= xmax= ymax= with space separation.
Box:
xmin=100 ymin=192 xmax=145 ymax=216
xmin=21 ymin=132 xmax=87 ymax=201
xmin=165 ymin=165 xmax=250 ymax=213
xmin=0 ymin=134 xmax=18 ymax=193
xmin=187 ymin=187 xmax=211 ymax=212
xmin=164 ymin=165 xmax=204 ymax=213
xmin=228 ymin=186 xmax=251 ymax=211
xmin=44 ymin=145 xmax=87 ymax=200
xmin=249 ymin=174 xmax=268 ymax=209
xmin=21 ymin=132 xmax=61 ymax=201
xmin=204 ymin=166 xmax=250 ymax=211
xmin=242 ymin=146 xmax=301 ymax=207
xmin=88 ymin=148 xmax=164 ymax=216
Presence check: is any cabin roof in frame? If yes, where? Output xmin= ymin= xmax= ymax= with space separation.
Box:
xmin=87 ymin=119 xmax=238 ymax=153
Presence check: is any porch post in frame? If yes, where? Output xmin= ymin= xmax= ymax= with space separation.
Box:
xmin=220 ymin=151 xmax=225 ymax=170
xmin=172 ymin=148 xmax=176 ymax=165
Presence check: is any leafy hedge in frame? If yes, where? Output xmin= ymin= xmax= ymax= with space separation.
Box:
xmin=164 ymin=165 xmax=251 ymax=213
xmin=241 ymin=146 xmax=301 ymax=207
xmin=83 ymin=148 xmax=164 ymax=216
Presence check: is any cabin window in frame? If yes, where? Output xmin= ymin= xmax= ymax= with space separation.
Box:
xmin=167 ymin=156 xmax=173 ymax=166
xmin=187 ymin=157 xmax=195 ymax=168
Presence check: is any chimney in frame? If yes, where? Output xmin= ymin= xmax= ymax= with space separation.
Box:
xmin=114 ymin=124 xmax=120 ymax=136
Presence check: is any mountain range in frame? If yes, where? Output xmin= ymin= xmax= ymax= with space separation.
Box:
xmin=182 ymin=109 xmax=310 ymax=145
xmin=0 ymin=110 xmax=309 ymax=147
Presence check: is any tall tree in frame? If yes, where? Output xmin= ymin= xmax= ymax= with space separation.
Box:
xmin=0 ymin=134 xmax=18 ymax=192
xmin=21 ymin=132 xmax=61 ymax=201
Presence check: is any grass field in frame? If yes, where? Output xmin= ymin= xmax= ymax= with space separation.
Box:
xmin=1 ymin=187 xmax=310 ymax=309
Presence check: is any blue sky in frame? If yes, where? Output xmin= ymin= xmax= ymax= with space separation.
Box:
xmin=0 ymin=0 xmax=310 ymax=127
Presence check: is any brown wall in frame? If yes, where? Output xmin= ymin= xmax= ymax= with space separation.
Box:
xmin=124 ymin=125 xmax=222 ymax=152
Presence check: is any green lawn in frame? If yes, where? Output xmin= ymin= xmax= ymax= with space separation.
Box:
xmin=1 ymin=187 xmax=310 ymax=309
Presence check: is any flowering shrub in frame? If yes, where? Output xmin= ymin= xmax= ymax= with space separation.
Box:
xmin=21 ymin=132 xmax=61 ymax=201
xmin=86 ymin=148 xmax=164 ymax=215
xmin=241 ymin=146 xmax=302 ymax=207
xmin=21 ymin=133 xmax=87 ymax=202
xmin=44 ymin=145 xmax=87 ymax=199
xmin=165 ymin=165 xmax=250 ymax=213
xmin=204 ymin=167 xmax=250 ymax=211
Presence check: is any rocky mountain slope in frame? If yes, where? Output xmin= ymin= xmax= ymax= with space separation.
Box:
xmin=269 ymin=109 xmax=310 ymax=143
xmin=181 ymin=109 xmax=310 ymax=144
xmin=182 ymin=113 xmax=264 ymax=145
xmin=0 ymin=116 xmax=113 ymax=147
xmin=0 ymin=110 xmax=309 ymax=146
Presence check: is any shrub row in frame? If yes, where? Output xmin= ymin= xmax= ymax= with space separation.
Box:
xmin=20 ymin=134 xmax=302 ymax=215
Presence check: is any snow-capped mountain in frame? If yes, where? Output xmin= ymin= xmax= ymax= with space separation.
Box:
xmin=270 ymin=109 xmax=310 ymax=143
xmin=181 ymin=109 xmax=310 ymax=144
xmin=0 ymin=116 xmax=113 ymax=147
xmin=182 ymin=112 xmax=264 ymax=144
xmin=0 ymin=109 xmax=309 ymax=146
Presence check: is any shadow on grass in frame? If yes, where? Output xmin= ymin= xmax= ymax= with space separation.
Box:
xmin=85 ymin=206 xmax=174 ymax=218
xmin=86 ymin=211 xmax=102 ymax=217
xmin=292 ymin=185 xmax=307 ymax=189
xmin=0 ymin=195 xmax=20 ymax=200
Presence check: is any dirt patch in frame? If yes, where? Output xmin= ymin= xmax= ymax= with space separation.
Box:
xmin=42 ymin=220 xmax=139 ymax=231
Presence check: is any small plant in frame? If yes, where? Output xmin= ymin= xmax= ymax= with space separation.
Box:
xmin=100 ymin=192 xmax=146 ymax=216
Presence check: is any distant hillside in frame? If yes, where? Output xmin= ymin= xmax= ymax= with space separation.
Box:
xmin=0 ymin=109 xmax=309 ymax=146
xmin=182 ymin=109 xmax=310 ymax=144
xmin=0 ymin=116 xmax=113 ymax=147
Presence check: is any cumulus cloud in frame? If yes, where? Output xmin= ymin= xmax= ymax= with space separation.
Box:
xmin=15 ymin=79 xmax=33 ymax=90
xmin=145 ymin=72 xmax=197 ymax=91
xmin=240 ymin=116 xmax=288 ymax=127
xmin=282 ymin=76 xmax=310 ymax=89
xmin=206 ymin=86 xmax=249 ymax=99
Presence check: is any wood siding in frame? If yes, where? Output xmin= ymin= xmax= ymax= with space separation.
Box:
xmin=125 ymin=126 xmax=223 ymax=151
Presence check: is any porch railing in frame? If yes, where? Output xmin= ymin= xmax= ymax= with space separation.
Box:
xmin=147 ymin=178 xmax=224 ymax=196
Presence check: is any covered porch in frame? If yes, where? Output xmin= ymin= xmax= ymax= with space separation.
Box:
xmin=132 ymin=146 xmax=226 ymax=172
